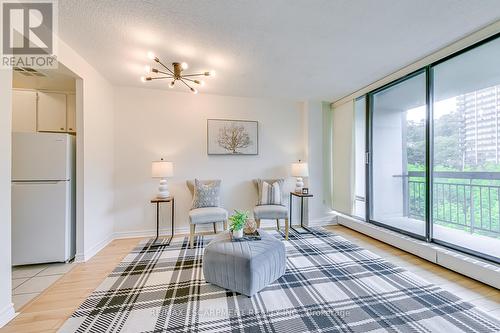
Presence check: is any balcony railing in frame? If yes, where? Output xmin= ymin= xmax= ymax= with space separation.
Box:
xmin=407 ymin=171 xmax=500 ymax=237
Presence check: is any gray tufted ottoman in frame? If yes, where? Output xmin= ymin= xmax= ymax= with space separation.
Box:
xmin=203 ymin=229 xmax=286 ymax=296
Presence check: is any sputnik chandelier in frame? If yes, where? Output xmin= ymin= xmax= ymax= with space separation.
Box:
xmin=141 ymin=51 xmax=215 ymax=94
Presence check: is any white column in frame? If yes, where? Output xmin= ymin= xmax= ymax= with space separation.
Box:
xmin=0 ymin=69 xmax=15 ymax=328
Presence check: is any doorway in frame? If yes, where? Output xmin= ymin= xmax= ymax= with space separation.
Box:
xmin=10 ymin=62 xmax=82 ymax=310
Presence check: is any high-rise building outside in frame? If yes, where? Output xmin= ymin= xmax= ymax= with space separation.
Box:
xmin=457 ymin=85 xmax=500 ymax=166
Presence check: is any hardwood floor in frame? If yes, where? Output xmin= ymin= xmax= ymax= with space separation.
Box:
xmin=1 ymin=225 xmax=499 ymax=332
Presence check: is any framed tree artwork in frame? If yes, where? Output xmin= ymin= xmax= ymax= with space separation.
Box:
xmin=207 ymin=119 xmax=259 ymax=155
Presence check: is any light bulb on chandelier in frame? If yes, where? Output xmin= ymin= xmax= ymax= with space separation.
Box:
xmin=141 ymin=52 xmax=215 ymax=94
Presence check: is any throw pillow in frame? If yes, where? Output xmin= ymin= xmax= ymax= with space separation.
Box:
xmin=191 ymin=179 xmax=221 ymax=209
xmin=257 ymin=179 xmax=284 ymax=206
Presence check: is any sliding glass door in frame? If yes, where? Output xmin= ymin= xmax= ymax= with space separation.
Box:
xmin=370 ymin=71 xmax=427 ymax=237
xmin=431 ymin=36 xmax=500 ymax=260
xmin=364 ymin=34 xmax=500 ymax=263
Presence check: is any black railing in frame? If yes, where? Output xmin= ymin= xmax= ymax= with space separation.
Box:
xmin=407 ymin=171 xmax=500 ymax=237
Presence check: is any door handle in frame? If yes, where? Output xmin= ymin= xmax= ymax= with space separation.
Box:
xmin=12 ymin=181 xmax=62 ymax=184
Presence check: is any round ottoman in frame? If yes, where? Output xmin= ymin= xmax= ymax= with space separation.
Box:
xmin=203 ymin=229 xmax=286 ymax=296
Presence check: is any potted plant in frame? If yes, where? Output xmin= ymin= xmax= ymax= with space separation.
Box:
xmin=229 ymin=210 xmax=248 ymax=239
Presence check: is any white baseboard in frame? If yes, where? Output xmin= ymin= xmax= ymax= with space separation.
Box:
xmin=436 ymin=248 xmax=500 ymax=289
xmin=113 ymin=228 xmax=174 ymax=240
xmin=0 ymin=303 xmax=15 ymax=328
xmin=76 ymin=213 xmax=338 ymax=263
xmin=74 ymin=252 xmax=85 ymax=263
xmin=307 ymin=214 xmax=338 ymax=227
xmin=113 ymin=224 xmax=215 ymax=239
xmin=74 ymin=233 xmax=114 ymax=263
xmin=113 ymin=215 xmax=338 ymax=241
xmin=335 ymin=212 xmax=500 ymax=289
xmin=113 ymin=220 xmax=345 ymax=239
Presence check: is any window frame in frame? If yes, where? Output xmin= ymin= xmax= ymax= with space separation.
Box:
xmin=361 ymin=32 xmax=500 ymax=264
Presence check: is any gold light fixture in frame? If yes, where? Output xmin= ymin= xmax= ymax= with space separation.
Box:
xmin=140 ymin=51 xmax=215 ymax=94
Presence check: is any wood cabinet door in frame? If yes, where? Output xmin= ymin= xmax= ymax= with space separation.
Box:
xmin=37 ymin=92 xmax=67 ymax=132
xmin=66 ymin=94 xmax=76 ymax=133
xmin=12 ymin=90 xmax=37 ymax=132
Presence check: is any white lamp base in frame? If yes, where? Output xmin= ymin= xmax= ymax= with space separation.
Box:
xmin=295 ymin=177 xmax=304 ymax=193
xmin=157 ymin=179 xmax=170 ymax=198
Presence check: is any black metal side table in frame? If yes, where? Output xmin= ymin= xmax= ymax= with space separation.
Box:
xmin=150 ymin=196 xmax=175 ymax=246
xmin=289 ymin=192 xmax=313 ymax=233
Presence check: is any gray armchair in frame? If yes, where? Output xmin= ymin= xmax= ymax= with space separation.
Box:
xmin=187 ymin=180 xmax=228 ymax=248
xmin=252 ymin=179 xmax=289 ymax=240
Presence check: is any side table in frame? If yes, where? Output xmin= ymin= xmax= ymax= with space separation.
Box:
xmin=151 ymin=196 xmax=175 ymax=246
xmin=289 ymin=192 xmax=313 ymax=234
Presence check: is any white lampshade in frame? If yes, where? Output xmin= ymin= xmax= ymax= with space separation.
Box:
xmin=151 ymin=159 xmax=173 ymax=178
xmin=291 ymin=161 xmax=309 ymax=177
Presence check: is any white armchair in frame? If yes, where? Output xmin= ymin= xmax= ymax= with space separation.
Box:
xmin=252 ymin=179 xmax=289 ymax=240
xmin=186 ymin=180 xmax=228 ymax=248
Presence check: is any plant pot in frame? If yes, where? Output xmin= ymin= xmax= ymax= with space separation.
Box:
xmin=232 ymin=229 xmax=243 ymax=239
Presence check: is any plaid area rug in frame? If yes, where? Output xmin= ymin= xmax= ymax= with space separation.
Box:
xmin=58 ymin=228 xmax=500 ymax=333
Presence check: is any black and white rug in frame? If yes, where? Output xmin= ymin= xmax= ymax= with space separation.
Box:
xmin=59 ymin=228 xmax=500 ymax=332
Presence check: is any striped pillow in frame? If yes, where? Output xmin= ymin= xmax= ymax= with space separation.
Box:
xmin=257 ymin=179 xmax=284 ymax=206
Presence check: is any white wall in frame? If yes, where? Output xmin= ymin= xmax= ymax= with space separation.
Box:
xmin=332 ymin=100 xmax=354 ymax=214
xmin=56 ymin=38 xmax=115 ymax=260
xmin=0 ymin=70 xmax=15 ymax=327
xmin=302 ymin=101 xmax=333 ymax=223
xmin=113 ymin=87 xmax=330 ymax=236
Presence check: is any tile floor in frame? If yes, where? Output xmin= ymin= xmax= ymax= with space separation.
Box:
xmin=11 ymin=262 xmax=76 ymax=311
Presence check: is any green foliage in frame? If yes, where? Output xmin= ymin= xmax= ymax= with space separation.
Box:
xmin=408 ymin=180 xmax=500 ymax=239
xmin=407 ymin=163 xmax=425 ymax=172
xmin=405 ymin=109 xmax=500 ymax=239
xmin=406 ymin=120 xmax=425 ymax=167
xmin=407 ymin=112 xmax=465 ymax=170
xmin=229 ymin=210 xmax=248 ymax=231
xmin=396 ymin=109 xmax=500 ymax=239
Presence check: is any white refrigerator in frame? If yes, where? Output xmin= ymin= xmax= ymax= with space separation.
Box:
xmin=12 ymin=132 xmax=76 ymax=265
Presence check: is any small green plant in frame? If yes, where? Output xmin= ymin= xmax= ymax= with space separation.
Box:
xmin=229 ymin=210 xmax=248 ymax=231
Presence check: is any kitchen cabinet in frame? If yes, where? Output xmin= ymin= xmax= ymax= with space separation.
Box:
xmin=66 ymin=94 xmax=76 ymax=133
xmin=37 ymin=92 xmax=67 ymax=132
xmin=12 ymin=90 xmax=37 ymax=132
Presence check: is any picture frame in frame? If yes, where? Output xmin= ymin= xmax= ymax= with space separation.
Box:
xmin=302 ymin=187 xmax=309 ymax=195
xmin=207 ymin=119 xmax=259 ymax=155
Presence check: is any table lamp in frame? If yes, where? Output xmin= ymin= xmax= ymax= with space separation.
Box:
xmin=291 ymin=160 xmax=309 ymax=193
xmin=152 ymin=158 xmax=174 ymax=198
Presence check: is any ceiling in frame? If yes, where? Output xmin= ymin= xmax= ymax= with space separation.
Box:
xmin=58 ymin=0 xmax=500 ymax=101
